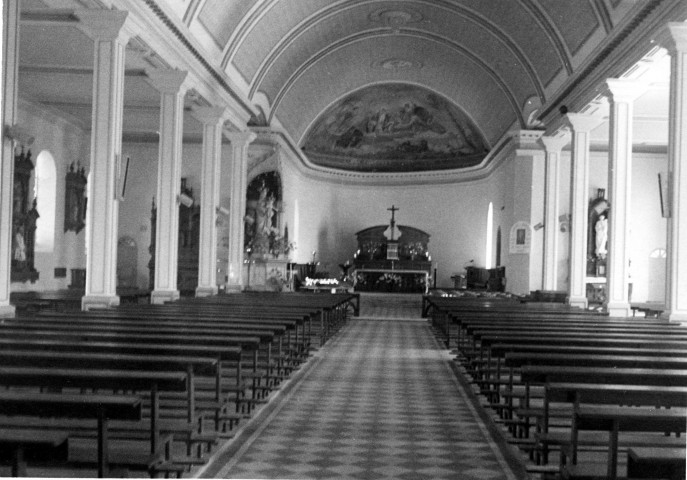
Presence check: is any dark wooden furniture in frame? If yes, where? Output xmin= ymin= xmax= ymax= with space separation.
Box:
xmin=11 ymin=148 xmax=39 ymax=283
xmin=149 ymin=179 xmax=200 ymax=295
xmin=0 ymin=390 xmax=142 ymax=478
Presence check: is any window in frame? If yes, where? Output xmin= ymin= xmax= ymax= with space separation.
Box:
xmin=485 ymin=202 xmax=493 ymax=269
xmin=34 ymin=150 xmax=56 ymax=252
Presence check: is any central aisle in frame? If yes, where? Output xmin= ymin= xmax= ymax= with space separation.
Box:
xmin=201 ymin=297 xmax=520 ymax=479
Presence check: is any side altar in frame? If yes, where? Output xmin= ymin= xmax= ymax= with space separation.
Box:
xmin=352 ymin=206 xmax=431 ymax=293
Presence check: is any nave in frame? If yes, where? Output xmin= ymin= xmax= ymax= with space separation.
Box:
xmin=199 ymin=294 xmax=521 ymax=480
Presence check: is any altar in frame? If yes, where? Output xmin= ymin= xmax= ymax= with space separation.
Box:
xmin=352 ymin=206 xmax=431 ymax=294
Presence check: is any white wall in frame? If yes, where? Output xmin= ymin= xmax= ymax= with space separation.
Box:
xmin=12 ymin=100 xmax=89 ymax=291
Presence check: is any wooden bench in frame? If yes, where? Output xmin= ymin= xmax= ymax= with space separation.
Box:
xmin=0 ymin=429 xmax=69 ymax=477
xmin=564 ymin=406 xmax=687 ymax=480
xmin=627 ymin=447 xmax=686 ymax=479
xmin=0 ymin=390 xmax=142 ymax=477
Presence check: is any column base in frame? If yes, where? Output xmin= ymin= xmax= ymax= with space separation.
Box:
xmin=195 ymin=285 xmax=218 ymax=297
xmin=82 ymin=294 xmax=120 ymax=311
xmin=567 ymin=295 xmax=588 ymax=309
xmin=0 ymin=304 xmax=16 ymax=318
xmin=605 ymin=301 xmax=631 ymax=317
xmin=660 ymin=310 xmax=687 ymax=322
xmin=150 ymin=290 xmax=180 ymax=304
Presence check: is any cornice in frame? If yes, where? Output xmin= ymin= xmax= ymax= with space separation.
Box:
xmin=260 ymin=127 xmax=519 ymax=188
xmin=538 ymin=0 xmax=683 ymax=126
xmin=119 ymin=0 xmax=256 ymax=127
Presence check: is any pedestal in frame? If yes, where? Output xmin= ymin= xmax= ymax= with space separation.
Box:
xmin=244 ymin=257 xmax=289 ymax=291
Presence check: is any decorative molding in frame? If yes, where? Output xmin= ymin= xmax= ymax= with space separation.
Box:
xmin=139 ymin=0 xmax=254 ymax=118
xmin=268 ymin=29 xmax=525 ymax=132
xmin=371 ymin=58 xmax=423 ymax=70
xmin=245 ymin=0 xmax=544 ymax=103
xmin=538 ymin=0 xmax=674 ymax=124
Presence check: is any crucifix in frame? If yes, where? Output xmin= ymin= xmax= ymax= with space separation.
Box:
xmin=385 ymin=204 xmax=400 ymax=242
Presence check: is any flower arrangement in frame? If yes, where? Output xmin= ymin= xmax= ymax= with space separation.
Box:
xmin=270 ymin=233 xmax=296 ymax=257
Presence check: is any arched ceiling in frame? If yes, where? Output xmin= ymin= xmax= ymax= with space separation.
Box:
xmin=190 ymin=0 xmax=649 ymax=172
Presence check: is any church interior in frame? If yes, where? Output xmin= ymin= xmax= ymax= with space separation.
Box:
xmin=1 ymin=0 xmax=687 ymax=479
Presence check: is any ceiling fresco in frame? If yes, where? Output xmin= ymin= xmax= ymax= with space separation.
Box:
xmin=301 ymin=84 xmax=490 ymax=173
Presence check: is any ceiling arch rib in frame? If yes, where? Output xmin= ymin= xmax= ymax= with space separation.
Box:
xmin=519 ymin=0 xmax=573 ymax=75
xmin=267 ymin=29 xmax=525 ymax=132
xmin=246 ymin=0 xmax=546 ymax=102
xmin=220 ymin=0 xmax=274 ymax=69
xmin=273 ymin=37 xmax=514 ymax=150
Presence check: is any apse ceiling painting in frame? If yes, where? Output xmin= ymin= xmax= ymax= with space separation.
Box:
xmin=301 ymin=84 xmax=490 ymax=173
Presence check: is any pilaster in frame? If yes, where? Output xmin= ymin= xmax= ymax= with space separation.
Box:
xmin=564 ymin=113 xmax=605 ymax=309
xmin=225 ymin=131 xmax=256 ymax=292
xmin=539 ymin=134 xmax=570 ymax=291
xmin=192 ymin=107 xmax=226 ymax=297
xmin=0 ymin=0 xmax=20 ymax=317
xmin=146 ymin=69 xmax=188 ymax=304
xmin=78 ymin=10 xmax=130 ymax=310
xmin=655 ymin=24 xmax=687 ymax=321
xmin=602 ymin=79 xmax=644 ymax=317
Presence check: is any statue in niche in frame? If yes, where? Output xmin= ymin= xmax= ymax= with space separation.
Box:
xmin=595 ymin=214 xmax=608 ymax=257
xmin=255 ymin=186 xmax=278 ymax=236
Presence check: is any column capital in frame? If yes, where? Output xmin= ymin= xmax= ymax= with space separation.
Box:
xmin=653 ymin=23 xmax=687 ymax=55
xmin=539 ymin=134 xmax=570 ymax=153
xmin=76 ymin=9 xmax=130 ymax=42
xmin=225 ymin=131 xmax=257 ymax=147
xmin=563 ymin=112 xmax=604 ymax=133
xmin=191 ymin=106 xmax=227 ymax=126
xmin=601 ymin=78 xmax=646 ymax=103
xmin=146 ymin=69 xmax=188 ymax=95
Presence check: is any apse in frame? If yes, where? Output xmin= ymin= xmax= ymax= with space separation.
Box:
xmin=301 ymin=84 xmax=490 ymax=173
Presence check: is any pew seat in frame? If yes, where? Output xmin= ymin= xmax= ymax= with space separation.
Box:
xmin=0 ymin=429 xmax=69 ymax=477
xmin=627 ymin=447 xmax=686 ymax=479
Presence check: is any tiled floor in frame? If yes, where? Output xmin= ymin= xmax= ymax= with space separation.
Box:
xmin=200 ymin=295 xmax=521 ymax=480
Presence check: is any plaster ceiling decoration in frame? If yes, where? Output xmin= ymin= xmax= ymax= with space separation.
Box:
xmin=301 ymin=83 xmax=489 ymax=173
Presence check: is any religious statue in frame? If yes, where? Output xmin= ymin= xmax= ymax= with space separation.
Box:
xmin=14 ymin=228 xmax=26 ymax=263
xmin=595 ymin=214 xmax=608 ymax=257
xmin=254 ymin=186 xmax=278 ymax=236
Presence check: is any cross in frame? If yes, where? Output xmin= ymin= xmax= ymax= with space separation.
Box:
xmin=387 ymin=205 xmax=399 ymax=224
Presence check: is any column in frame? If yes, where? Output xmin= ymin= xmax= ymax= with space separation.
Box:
xmin=224 ymin=132 xmax=256 ymax=292
xmin=192 ymin=107 xmax=226 ymax=297
xmin=602 ymin=79 xmax=644 ymax=317
xmin=564 ymin=113 xmax=604 ymax=309
xmin=0 ymin=0 xmax=20 ymax=317
xmin=656 ymin=24 xmax=687 ymax=321
xmin=147 ymin=69 xmax=188 ymax=304
xmin=539 ymin=134 xmax=570 ymax=291
xmin=77 ymin=10 xmax=130 ymax=310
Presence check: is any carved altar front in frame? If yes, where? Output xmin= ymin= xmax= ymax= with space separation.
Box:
xmin=353 ymin=224 xmax=431 ymax=293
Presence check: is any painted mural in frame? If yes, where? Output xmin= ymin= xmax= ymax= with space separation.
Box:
xmin=301 ymin=84 xmax=489 ymax=172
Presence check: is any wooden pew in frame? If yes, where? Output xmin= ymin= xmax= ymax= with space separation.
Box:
xmin=0 ymin=429 xmax=69 ymax=477
xmin=0 ymin=390 xmax=141 ymax=477
xmin=564 ymin=406 xmax=686 ymax=480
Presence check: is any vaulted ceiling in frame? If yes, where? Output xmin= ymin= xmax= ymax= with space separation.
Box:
xmin=15 ymin=0 xmax=687 ymax=175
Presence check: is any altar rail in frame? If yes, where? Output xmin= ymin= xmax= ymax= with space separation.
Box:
xmin=353 ymin=269 xmax=429 ymax=294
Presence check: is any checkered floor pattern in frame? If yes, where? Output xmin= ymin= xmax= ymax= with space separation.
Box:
xmin=204 ymin=299 xmax=518 ymax=479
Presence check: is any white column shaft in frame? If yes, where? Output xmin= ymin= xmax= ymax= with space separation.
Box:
xmin=540 ymin=136 xmax=568 ymax=291
xmin=565 ymin=114 xmax=604 ymax=309
xmin=225 ymin=132 xmax=255 ymax=291
xmin=151 ymin=87 xmax=185 ymax=303
xmin=658 ymin=24 xmax=687 ymax=321
xmin=82 ymin=30 xmax=128 ymax=310
xmin=194 ymin=108 xmax=225 ymax=297
xmin=604 ymin=80 xmax=643 ymax=316
xmin=0 ymin=0 xmax=19 ymax=317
